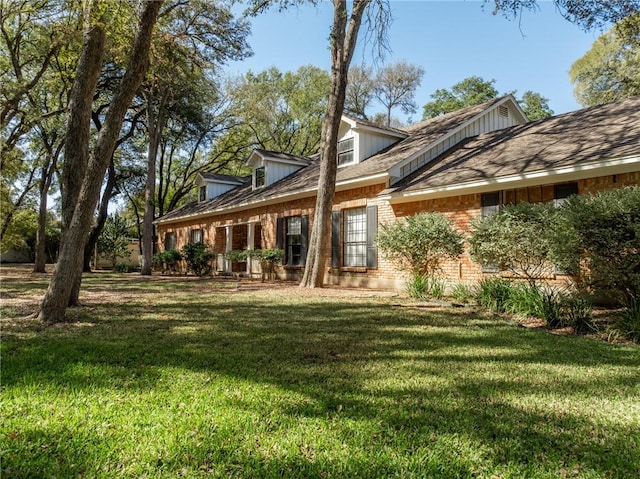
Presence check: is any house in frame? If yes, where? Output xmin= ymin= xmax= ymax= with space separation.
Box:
xmin=154 ymin=95 xmax=640 ymax=289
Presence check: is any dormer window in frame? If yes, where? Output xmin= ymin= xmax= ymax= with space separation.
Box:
xmin=254 ymin=166 xmax=265 ymax=188
xmin=199 ymin=185 xmax=206 ymax=202
xmin=338 ymin=138 xmax=354 ymax=166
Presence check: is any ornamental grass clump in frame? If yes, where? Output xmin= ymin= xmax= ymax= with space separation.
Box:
xmin=376 ymin=212 xmax=464 ymax=300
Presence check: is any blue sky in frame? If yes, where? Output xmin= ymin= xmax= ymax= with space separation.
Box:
xmin=225 ymin=1 xmax=604 ymax=122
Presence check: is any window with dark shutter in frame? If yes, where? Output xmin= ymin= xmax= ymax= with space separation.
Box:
xmin=343 ymin=207 xmax=367 ymax=267
xmin=331 ymin=211 xmax=341 ymax=268
xmin=366 ymin=205 xmax=378 ymax=269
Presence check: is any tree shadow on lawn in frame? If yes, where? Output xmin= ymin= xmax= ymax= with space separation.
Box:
xmin=3 ymin=293 xmax=640 ymax=477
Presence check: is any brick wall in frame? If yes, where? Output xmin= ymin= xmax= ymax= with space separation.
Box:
xmin=156 ymin=171 xmax=639 ymax=288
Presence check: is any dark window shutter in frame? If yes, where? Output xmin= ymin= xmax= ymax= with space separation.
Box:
xmin=366 ymin=205 xmax=378 ymax=269
xmin=276 ymin=217 xmax=283 ymax=250
xmin=331 ymin=210 xmax=341 ymax=268
xmin=300 ymin=215 xmax=308 ymax=266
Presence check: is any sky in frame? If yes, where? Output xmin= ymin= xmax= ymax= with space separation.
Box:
xmin=224 ymin=0 xmax=605 ymax=123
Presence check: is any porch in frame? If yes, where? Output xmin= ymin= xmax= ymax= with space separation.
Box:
xmin=214 ymin=221 xmax=263 ymax=278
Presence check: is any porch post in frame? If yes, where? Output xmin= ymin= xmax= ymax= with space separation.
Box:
xmin=225 ymin=225 xmax=233 ymax=273
xmin=247 ymin=222 xmax=255 ymax=275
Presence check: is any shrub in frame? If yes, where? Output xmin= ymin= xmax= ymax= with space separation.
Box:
xmin=114 ymin=263 xmax=137 ymax=273
xmin=476 ymin=277 xmax=513 ymax=313
xmin=154 ymin=249 xmax=182 ymax=273
xmin=551 ymin=186 xmax=640 ymax=306
xmin=451 ymin=282 xmax=474 ymax=304
xmin=406 ymin=273 xmax=430 ymax=300
xmin=619 ymin=299 xmax=640 ymax=341
xmin=181 ymin=242 xmax=215 ymax=277
xmin=504 ymin=282 xmax=544 ymax=318
xmin=225 ymin=249 xmax=249 ymax=263
xmin=469 ymin=202 xmax=558 ymax=283
xmin=562 ymin=294 xmax=595 ymax=334
xmin=377 ymin=212 xmax=464 ymax=278
xmin=540 ymin=290 xmax=566 ymax=328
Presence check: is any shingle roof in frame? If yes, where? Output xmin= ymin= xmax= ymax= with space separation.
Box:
xmin=389 ymin=95 xmax=640 ymax=194
xmin=199 ymin=172 xmax=248 ymax=183
xmin=336 ymin=96 xmax=509 ymax=182
xmin=252 ymin=149 xmax=312 ymax=165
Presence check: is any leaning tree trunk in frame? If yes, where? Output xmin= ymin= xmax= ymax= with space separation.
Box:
xmin=300 ymin=0 xmax=369 ymax=288
xmin=37 ymin=1 xmax=163 ymax=323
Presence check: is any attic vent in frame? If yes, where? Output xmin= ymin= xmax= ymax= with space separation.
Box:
xmin=498 ymin=105 xmax=509 ymax=118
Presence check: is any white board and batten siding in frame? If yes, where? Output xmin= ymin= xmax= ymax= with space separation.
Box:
xmin=207 ymin=182 xmax=237 ymax=200
xmin=398 ymin=105 xmax=524 ymax=179
xmin=265 ymin=160 xmax=302 ymax=187
xmin=359 ymin=133 xmax=398 ymax=162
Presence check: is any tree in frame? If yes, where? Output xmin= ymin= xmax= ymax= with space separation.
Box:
xmin=344 ymin=64 xmax=375 ymax=118
xmin=373 ymin=60 xmax=424 ymax=127
xmin=569 ymin=13 xmax=640 ymax=107
xmin=300 ymin=0 xmax=391 ymax=288
xmin=488 ymin=0 xmax=640 ymax=30
xmin=97 ymin=214 xmax=131 ymax=268
xmin=377 ymin=212 xmax=464 ymax=278
xmin=139 ymin=1 xmax=251 ymax=275
xmin=423 ymin=76 xmax=499 ymax=119
xmin=37 ymin=0 xmax=163 ymax=323
xmin=519 ymin=90 xmax=554 ymax=120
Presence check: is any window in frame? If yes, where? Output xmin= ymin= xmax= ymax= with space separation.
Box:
xmin=480 ymin=192 xmax=500 ymax=273
xmin=286 ymin=217 xmax=303 ymax=266
xmin=343 ymin=208 xmax=367 ymax=267
xmin=254 ymin=166 xmax=265 ymax=188
xmin=554 ymin=182 xmax=578 ymax=206
xmin=338 ymin=137 xmax=354 ymax=166
xmin=199 ymin=185 xmax=207 ymax=202
xmin=276 ymin=216 xmax=308 ymax=267
xmin=165 ymin=232 xmax=176 ymax=251
xmin=189 ymin=229 xmax=203 ymax=244
xmin=332 ymin=206 xmax=378 ymax=269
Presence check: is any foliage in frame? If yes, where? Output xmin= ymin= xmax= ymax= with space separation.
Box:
xmin=475 ymin=277 xmax=513 ymax=313
xmin=113 ymin=263 xmax=137 ymax=273
xmin=345 ymin=64 xmax=376 ymax=118
xmin=377 ymin=212 xmax=464 ymax=278
xmin=550 ymin=186 xmax=640 ymax=306
xmin=504 ymin=281 xmax=544 ymax=318
xmin=540 ymin=290 xmax=566 ymax=328
xmin=562 ymin=294 xmax=595 ymax=334
xmin=405 ymin=274 xmax=445 ymax=300
xmin=421 ymin=76 xmax=554 ymax=120
xmin=569 ymin=13 xmax=640 ymax=106
xmin=423 ymin=76 xmax=498 ymax=119
xmin=450 ymin=282 xmax=474 ymax=303
xmin=519 ymin=90 xmax=554 ymax=120
xmin=373 ymin=60 xmax=425 ymax=127
xmin=488 ymin=0 xmax=640 ymax=31
xmin=153 ymin=249 xmax=183 ymax=273
xmin=97 ymin=215 xmax=132 ymax=266
xmin=253 ymin=248 xmax=284 ymax=265
xmin=225 ymin=249 xmax=249 ymax=263
xmin=469 ymin=201 xmax=558 ymax=283
xmin=620 ymin=298 xmax=640 ymax=341
xmin=181 ymin=242 xmax=215 ymax=277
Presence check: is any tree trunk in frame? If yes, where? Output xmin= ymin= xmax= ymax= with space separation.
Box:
xmin=37 ymin=1 xmax=163 ymax=323
xmin=300 ymin=0 xmax=369 ymax=288
xmin=141 ymin=89 xmax=168 ymax=275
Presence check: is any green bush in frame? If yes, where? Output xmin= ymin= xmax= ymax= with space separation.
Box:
xmin=406 ymin=273 xmax=430 ymax=300
xmin=225 ymin=249 xmax=249 ymax=263
xmin=114 ymin=263 xmax=137 ymax=273
xmin=619 ymin=299 xmax=640 ymax=341
xmin=181 ymin=242 xmax=215 ymax=277
xmin=540 ymin=290 xmax=566 ymax=328
xmin=551 ymin=186 xmax=640 ymax=306
xmin=153 ymin=249 xmax=183 ymax=273
xmin=562 ymin=294 xmax=595 ymax=334
xmin=254 ymin=248 xmax=284 ymax=265
xmin=476 ymin=277 xmax=513 ymax=313
xmin=377 ymin=212 xmax=464 ymax=278
xmin=451 ymin=282 xmax=474 ymax=304
xmin=469 ymin=202 xmax=558 ymax=283
xmin=504 ymin=282 xmax=544 ymax=318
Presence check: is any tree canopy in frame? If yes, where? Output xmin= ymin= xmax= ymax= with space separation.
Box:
xmin=569 ymin=13 xmax=640 ymax=107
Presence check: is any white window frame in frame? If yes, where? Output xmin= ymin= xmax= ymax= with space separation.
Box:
xmin=343 ymin=207 xmax=367 ymax=267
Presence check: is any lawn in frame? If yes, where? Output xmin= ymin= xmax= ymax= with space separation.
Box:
xmin=1 ymin=266 xmax=639 ymax=478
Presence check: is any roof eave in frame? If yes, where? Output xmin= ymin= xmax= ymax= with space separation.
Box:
xmin=381 ymin=154 xmax=640 ymax=203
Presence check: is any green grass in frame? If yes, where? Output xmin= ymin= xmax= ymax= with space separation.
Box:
xmin=1 ymin=269 xmax=639 ymax=478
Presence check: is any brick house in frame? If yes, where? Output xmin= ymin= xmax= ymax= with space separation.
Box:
xmin=154 ymin=95 xmax=640 ymax=289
